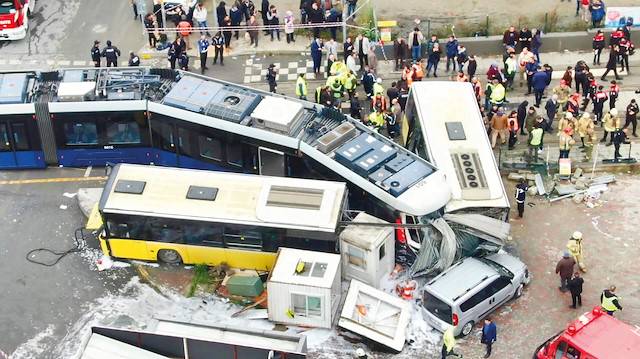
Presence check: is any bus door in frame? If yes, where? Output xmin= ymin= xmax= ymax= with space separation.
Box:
xmin=258 ymin=147 xmax=285 ymax=176
xmin=0 ymin=120 xmax=37 ymax=168
xmin=151 ymin=121 xmax=179 ymax=167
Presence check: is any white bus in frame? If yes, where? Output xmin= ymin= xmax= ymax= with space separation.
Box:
xmin=404 ymin=82 xmax=510 ymax=221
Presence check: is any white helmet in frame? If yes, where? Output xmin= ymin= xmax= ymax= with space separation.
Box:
xmin=573 ymin=231 xmax=582 ymax=240
xmin=565 ymin=112 xmax=573 ymax=119
xmin=583 ymin=112 xmax=590 ymax=118
xmin=610 ymin=108 xmax=618 ymax=116
xmin=376 ymin=78 xmax=382 ymax=84
xmin=356 ymin=348 xmax=366 ymax=357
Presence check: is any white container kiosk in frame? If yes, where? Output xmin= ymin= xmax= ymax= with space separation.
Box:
xmin=339 ymin=212 xmax=394 ymax=288
xmin=267 ymin=248 xmax=342 ymax=329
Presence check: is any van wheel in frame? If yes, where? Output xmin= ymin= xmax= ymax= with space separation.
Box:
xmin=460 ymin=321 xmax=474 ymax=337
xmin=158 ymin=249 xmax=182 ymax=264
xmin=513 ymin=283 xmax=524 ymax=299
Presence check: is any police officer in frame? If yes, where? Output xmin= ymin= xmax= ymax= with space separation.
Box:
xmin=266 ymin=64 xmax=277 ymax=93
xmin=91 ymin=40 xmax=101 ymax=67
xmin=515 ymin=177 xmax=528 ymax=217
xmin=128 ymin=51 xmax=141 ymax=66
xmin=295 ymin=74 xmax=307 ymax=101
xmin=212 ymin=32 xmax=225 ymax=66
xmin=601 ymin=285 xmax=623 ymax=315
xmin=612 ymin=128 xmax=630 ymax=162
xmin=102 ymin=40 xmax=121 ymax=68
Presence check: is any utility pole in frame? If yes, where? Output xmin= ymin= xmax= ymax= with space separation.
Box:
xmin=160 ymin=0 xmax=167 ymax=34
xmin=372 ymin=0 xmax=379 ymax=42
xmin=211 ymin=0 xmax=218 ymax=28
xmin=342 ymin=0 xmax=347 ymax=43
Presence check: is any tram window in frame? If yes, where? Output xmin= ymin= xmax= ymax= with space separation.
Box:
xmin=178 ymin=127 xmax=191 ymax=157
xmin=226 ymin=141 xmax=243 ymax=167
xmin=107 ymin=121 xmax=141 ymax=144
xmin=199 ymin=135 xmax=222 ymax=161
xmin=11 ymin=123 xmax=30 ymax=151
xmin=64 ymin=122 xmax=98 ymax=145
xmin=0 ymin=124 xmax=9 ymax=151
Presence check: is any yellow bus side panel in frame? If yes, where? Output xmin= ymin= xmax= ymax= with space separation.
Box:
xmin=108 ymin=239 xmax=151 ymax=260
xmin=145 ymin=242 xmax=189 ymax=262
xmin=223 ymin=249 xmax=277 ymax=271
xmin=99 ymin=236 xmax=110 ymax=256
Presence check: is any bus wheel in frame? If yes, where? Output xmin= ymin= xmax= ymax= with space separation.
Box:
xmin=158 ymin=249 xmax=182 ymax=264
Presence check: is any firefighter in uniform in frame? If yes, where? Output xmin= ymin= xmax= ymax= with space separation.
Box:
xmin=91 ymin=40 xmax=101 ymax=67
xmin=601 ymin=108 xmax=620 ymax=145
xmin=295 ymin=74 xmax=308 ymax=101
xmin=577 ymin=112 xmax=594 ymax=148
xmin=567 ymin=231 xmax=586 ymax=273
xmin=582 ymin=126 xmax=597 ymax=162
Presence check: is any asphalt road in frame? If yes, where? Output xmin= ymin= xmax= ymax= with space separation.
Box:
xmin=0 ymin=167 xmax=135 ymax=356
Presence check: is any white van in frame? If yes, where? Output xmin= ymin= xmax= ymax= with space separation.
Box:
xmin=421 ymin=252 xmax=530 ymax=337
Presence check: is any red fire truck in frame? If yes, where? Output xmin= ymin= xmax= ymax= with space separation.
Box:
xmin=534 ymin=306 xmax=640 ymax=359
xmin=0 ymin=0 xmax=34 ymax=40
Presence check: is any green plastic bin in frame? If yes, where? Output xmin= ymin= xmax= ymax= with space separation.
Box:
xmin=226 ymin=276 xmax=264 ymax=297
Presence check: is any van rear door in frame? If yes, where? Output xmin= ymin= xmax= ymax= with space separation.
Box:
xmin=422 ymin=290 xmax=452 ymax=331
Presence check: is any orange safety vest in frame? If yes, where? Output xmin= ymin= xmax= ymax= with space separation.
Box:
xmin=412 ymin=64 xmax=424 ymax=78
xmin=406 ymin=71 xmax=414 ymax=87
xmin=507 ymin=117 xmax=519 ymax=132
xmin=568 ymin=98 xmax=579 ymax=113
xmin=456 ymin=74 xmax=468 ymax=82
xmin=474 ymin=80 xmax=483 ymax=98
xmin=178 ymin=21 xmax=191 ymax=36
xmin=372 ymin=95 xmax=387 ymax=111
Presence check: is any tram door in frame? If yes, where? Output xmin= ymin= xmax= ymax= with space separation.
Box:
xmin=0 ymin=120 xmax=35 ymax=168
xmin=151 ymin=121 xmax=179 ymax=167
xmin=258 ymin=147 xmax=285 ymax=177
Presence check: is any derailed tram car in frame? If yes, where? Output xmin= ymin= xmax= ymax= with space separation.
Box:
xmin=0 ymin=67 xmax=451 ymax=218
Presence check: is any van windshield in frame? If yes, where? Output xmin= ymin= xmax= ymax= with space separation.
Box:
xmin=423 ymin=291 xmax=452 ymax=324
xmin=478 ymin=257 xmax=514 ymax=279
xmin=0 ymin=1 xmax=17 ymax=15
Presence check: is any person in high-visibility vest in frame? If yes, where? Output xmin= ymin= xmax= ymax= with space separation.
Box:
xmin=372 ymin=78 xmax=385 ymax=97
xmin=506 ymin=111 xmax=519 ymax=149
xmin=472 ymin=77 xmax=483 ymax=103
xmin=330 ymin=59 xmax=347 ymax=77
xmin=455 ymin=70 xmax=468 ymax=82
xmin=328 ymin=76 xmax=344 ymax=107
xmin=295 ymin=74 xmax=308 ymax=101
xmin=490 ymin=80 xmax=506 ymax=106
xmin=343 ymin=70 xmax=358 ymax=98
xmin=601 ymin=285 xmax=623 ymax=315
xmin=372 ymin=93 xmax=387 ymax=111
xmin=367 ymin=108 xmax=384 ymax=130
xmin=315 ymin=85 xmax=325 ymax=104
xmin=441 ymin=326 xmax=458 ymax=359
xmin=402 ymin=66 xmax=414 ymax=88
xmin=177 ymin=15 xmax=193 ymax=50
xmin=567 ymin=231 xmax=586 ymax=272
xmin=412 ymin=60 xmax=424 ymax=81
xmin=528 ymin=122 xmax=544 ymax=162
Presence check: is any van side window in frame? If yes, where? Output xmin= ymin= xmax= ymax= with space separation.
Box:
xmin=488 ymin=276 xmax=511 ymax=295
xmin=555 ymin=340 xmax=568 ymax=359
xmin=460 ymin=286 xmax=492 ymax=312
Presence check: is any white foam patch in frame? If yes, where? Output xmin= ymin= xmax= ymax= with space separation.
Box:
xmin=63 ymin=192 xmax=77 ymax=198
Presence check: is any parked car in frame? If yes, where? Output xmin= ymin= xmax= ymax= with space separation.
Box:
xmin=420 ymin=251 xmax=531 ymax=337
xmin=163 ymin=0 xmax=190 ymax=16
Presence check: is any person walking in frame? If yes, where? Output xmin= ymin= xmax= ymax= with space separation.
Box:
xmin=481 ymin=318 xmax=497 ymax=358
xmin=91 ymin=40 xmax=101 ymax=67
xmin=311 ymin=38 xmax=324 ymax=78
xmin=266 ymin=63 xmax=277 ymax=93
xmin=128 ymin=51 xmax=140 ymax=66
xmin=556 ymin=251 xmax=576 ymax=293
xmin=567 ymin=272 xmax=584 ymax=309
xmin=295 ymin=73 xmax=308 ymax=100
xmin=623 ymin=99 xmax=638 ymax=136
xmin=582 ymin=126 xmax=597 ymax=162
xmin=198 ymin=34 xmax=210 ymax=74
xmin=515 ymin=177 xmax=528 ymax=217
xmin=441 ymin=325 xmax=459 ymax=359
xmin=601 ymin=285 xmax=623 ymax=315
xmin=567 ymin=231 xmax=586 ymax=273
xmin=601 ymin=45 xmax=623 ymax=81
xmin=490 ymin=109 xmax=508 ymax=148
xmin=131 ymin=0 xmax=140 ymax=20
xmin=101 ymin=40 xmax=121 ymax=67
xmin=212 ymin=32 xmax=224 ymax=65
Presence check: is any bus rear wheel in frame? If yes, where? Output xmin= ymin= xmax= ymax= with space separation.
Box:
xmin=158 ymin=249 xmax=182 ymax=264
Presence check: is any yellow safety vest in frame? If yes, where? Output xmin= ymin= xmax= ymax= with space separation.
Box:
xmin=530 ymin=128 xmax=544 ymax=146
xmin=326 ymin=75 xmax=339 ymax=87
xmin=330 ymin=61 xmax=346 ymax=76
xmin=344 ymin=74 xmax=357 ymax=90
xmin=602 ymin=293 xmax=619 ymax=312
xmin=443 ymin=326 xmax=456 ymax=352
xmin=369 ymin=112 xmax=384 ymax=127
xmin=295 ymin=77 xmax=308 ymax=96
xmin=491 ymin=84 xmax=505 ymax=102
xmin=329 ymin=80 xmax=343 ymax=98
xmin=372 ymin=83 xmax=385 ymax=97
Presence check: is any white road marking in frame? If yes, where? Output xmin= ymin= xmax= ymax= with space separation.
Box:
xmin=58 ymin=60 xmax=70 ymax=65
xmin=73 ymin=60 xmax=86 ymax=66
xmin=84 ymin=166 xmax=92 ymax=178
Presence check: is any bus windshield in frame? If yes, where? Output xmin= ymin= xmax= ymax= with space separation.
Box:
xmin=0 ymin=1 xmax=17 ymax=15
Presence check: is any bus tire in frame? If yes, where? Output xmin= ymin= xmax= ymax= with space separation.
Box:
xmin=158 ymin=249 xmax=182 ymax=264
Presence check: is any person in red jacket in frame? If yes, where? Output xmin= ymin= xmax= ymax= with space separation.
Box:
xmin=592 ymin=30 xmax=605 ymax=65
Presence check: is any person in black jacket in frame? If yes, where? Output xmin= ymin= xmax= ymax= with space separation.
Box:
xmin=574 ymin=61 xmax=587 ymax=94
xmin=128 ymin=51 xmax=140 ymax=66
xmin=612 ymin=128 xmax=630 ymax=161
xmin=261 ymin=0 xmax=270 ymax=35
xmin=101 ymin=40 xmax=121 ymax=67
xmin=350 ymin=92 xmax=362 ymax=119
xmin=517 ymin=100 xmax=529 ymax=135
xmin=306 ymin=2 xmax=324 ymax=39
xmin=216 ymin=2 xmax=227 ymax=28
xmin=623 ymin=99 xmax=638 ymax=137
xmin=515 ymin=178 xmax=528 ymax=217
xmin=266 ymin=63 xmax=277 ymax=93
xmin=90 ymin=40 xmax=101 ymax=67
xmin=601 ymin=45 xmax=623 ymax=81
xmin=567 ymin=272 xmax=584 ymax=309
xmin=144 ymin=14 xmax=157 ymax=48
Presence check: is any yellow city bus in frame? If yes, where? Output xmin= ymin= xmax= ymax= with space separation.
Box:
xmin=88 ymin=164 xmax=347 ymax=270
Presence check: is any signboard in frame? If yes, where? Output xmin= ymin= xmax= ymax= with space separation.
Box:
xmin=377 ymin=20 xmax=397 ymax=28
xmin=559 ymin=158 xmax=572 ymax=176
xmin=380 ymin=28 xmax=392 ymax=42
xmin=605 ymin=7 xmax=640 ymax=28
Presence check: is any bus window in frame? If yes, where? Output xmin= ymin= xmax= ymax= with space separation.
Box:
xmin=0 ymin=123 xmax=9 ymax=151
xmin=106 ymin=215 xmax=146 ymax=239
xmin=226 ymin=141 xmax=243 ymax=167
xmin=149 ymin=220 xmax=183 ymax=243
xmin=178 ymin=127 xmax=191 ymax=157
xmin=199 ymin=135 xmax=222 ymax=161
xmin=107 ymin=121 xmax=141 ymax=144
xmin=64 ymin=122 xmax=98 ymax=145
xmin=224 ymin=226 xmax=262 ymax=250
xmin=183 ymin=223 xmax=224 ymax=247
